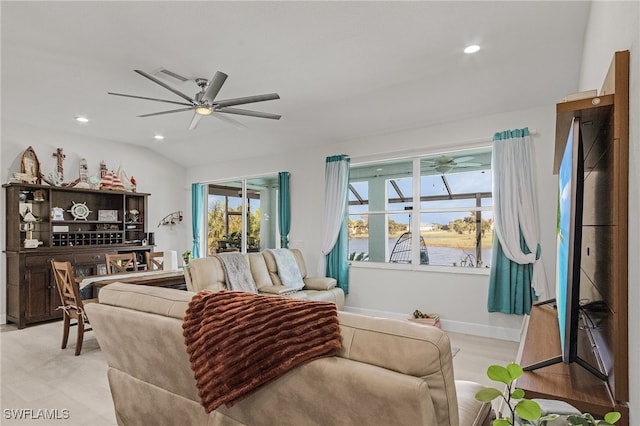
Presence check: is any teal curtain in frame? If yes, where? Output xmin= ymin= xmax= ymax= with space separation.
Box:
xmin=278 ymin=171 xmax=291 ymax=248
xmin=488 ymin=127 xmax=546 ymax=314
xmin=488 ymin=231 xmax=537 ymax=315
xmin=191 ymin=183 xmax=205 ymax=258
xmin=321 ymin=155 xmax=350 ymax=294
xmin=326 ymin=198 xmax=349 ymax=294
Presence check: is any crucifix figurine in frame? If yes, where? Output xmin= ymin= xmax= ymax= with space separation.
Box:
xmin=52 ymin=148 xmax=66 ymax=181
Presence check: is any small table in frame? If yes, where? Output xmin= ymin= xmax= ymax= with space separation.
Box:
xmin=78 ymin=269 xmax=187 ymax=298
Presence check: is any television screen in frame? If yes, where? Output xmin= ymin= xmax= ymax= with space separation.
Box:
xmin=556 ymin=117 xmax=583 ymax=363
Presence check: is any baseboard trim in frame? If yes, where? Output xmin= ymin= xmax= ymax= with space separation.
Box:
xmin=344 ymin=306 xmax=521 ymax=342
xmin=1 ymin=314 xmax=6 ymax=325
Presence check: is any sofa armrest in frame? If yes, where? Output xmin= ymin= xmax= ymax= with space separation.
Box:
xmin=455 ymin=380 xmax=493 ymax=426
xmin=303 ymin=276 xmax=337 ymax=290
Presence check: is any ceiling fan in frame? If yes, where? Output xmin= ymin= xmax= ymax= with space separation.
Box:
xmin=424 ymin=155 xmax=482 ymax=174
xmin=108 ymin=70 xmax=281 ymax=130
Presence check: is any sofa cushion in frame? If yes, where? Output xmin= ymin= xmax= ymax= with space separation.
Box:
xmin=337 ymin=311 xmax=458 ymax=425
xmin=247 ymin=252 xmax=272 ymax=290
xmin=262 ymin=249 xmax=283 ymax=286
xmin=185 ymin=257 xmax=226 ymax=292
xmin=290 ymin=249 xmax=308 ymax=278
xmin=266 ymin=249 xmax=305 ymax=290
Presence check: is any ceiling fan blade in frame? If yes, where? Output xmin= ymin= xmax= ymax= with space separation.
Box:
xmin=137 ymin=107 xmax=195 ymax=118
xmin=134 ymin=69 xmax=196 ymax=104
xmin=212 ymin=111 xmax=248 ymax=129
xmin=455 ymin=156 xmax=476 ymax=163
xmin=188 ymin=113 xmax=203 ymax=130
xmin=108 ymin=92 xmax=193 ymax=106
xmin=454 ymin=162 xmax=483 ymax=167
xmin=215 ymin=93 xmax=280 ymax=108
xmin=216 ymin=107 xmax=281 ymax=120
xmin=202 ymin=71 xmax=228 ymax=103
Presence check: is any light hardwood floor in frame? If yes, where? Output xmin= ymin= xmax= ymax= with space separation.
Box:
xmin=1 ymin=320 xmax=519 ymax=426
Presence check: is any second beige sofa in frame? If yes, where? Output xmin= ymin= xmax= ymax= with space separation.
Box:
xmin=184 ymin=249 xmax=345 ymax=309
xmin=86 ymin=283 xmax=492 ymax=425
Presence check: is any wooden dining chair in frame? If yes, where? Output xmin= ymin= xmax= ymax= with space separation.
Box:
xmin=145 ymin=251 xmax=164 ymax=271
xmin=105 ymin=253 xmax=138 ymax=274
xmin=50 ymin=260 xmax=96 ymax=356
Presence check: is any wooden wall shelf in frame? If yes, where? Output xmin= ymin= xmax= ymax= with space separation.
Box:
xmin=518 ymin=305 xmax=628 ymax=423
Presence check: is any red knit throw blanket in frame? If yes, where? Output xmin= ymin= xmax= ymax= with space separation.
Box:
xmin=182 ymin=290 xmax=341 ymax=412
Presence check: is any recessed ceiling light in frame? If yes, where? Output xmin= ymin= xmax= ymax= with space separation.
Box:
xmin=154 ymin=135 xmax=164 ymax=141
xmin=75 ymin=116 xmax=89 ymax=123
xmin=464 ymin=45 xmax=480 ymax=54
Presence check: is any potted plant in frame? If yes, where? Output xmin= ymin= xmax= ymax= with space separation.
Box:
xmin=182 ymin=250 xmax=192 ymax=265
xmin=475 ymin=362 xmax=621 ymax=425
xmin=225 ymin=232 xmax=242 ymax=249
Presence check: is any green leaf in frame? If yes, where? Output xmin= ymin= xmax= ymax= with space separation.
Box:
xmin=584 ymin=413 xmax=596 ymax=422
xmin=540 ymin=414 xmax=559 ymax=422
xmin=511 ymin=388 xmax=525 ymax=400
xmin=515 ymin=400 xmax=542 ymax=421
xmin=604 ymin=412 xmax=621 ymax=424
xmin=487 ymin=365 xmax=512 ymax=385
xmin=475 ymin=387 xmax=503 ymax=402
xmin=567 ymin=415 xmax=589 ymax=425
xmin=493 ymin=419 xmax=512 ymax=426
xmin=506 ymin=362 xmax=523 ymax=380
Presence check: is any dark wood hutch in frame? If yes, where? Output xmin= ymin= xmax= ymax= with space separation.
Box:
xmin=3 ymin=182 xmax=152 ymax=328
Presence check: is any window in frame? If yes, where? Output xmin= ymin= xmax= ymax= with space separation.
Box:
xmin=207 ymin=175 xmax=279 ymax=255
xmin=348 ymin=149 xmax=493 ymax=268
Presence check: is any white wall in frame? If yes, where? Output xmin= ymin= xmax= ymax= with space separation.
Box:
xmin=579 ymin=1 xmax=639 ymax=421
xmin=0 ymin=120 xmax=189 ymax=323
xmin=187 ymin=104 xmax=557 ymax=341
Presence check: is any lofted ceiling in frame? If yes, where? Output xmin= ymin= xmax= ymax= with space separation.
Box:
xmin=1 ymin=1 xmax=591 ymax=168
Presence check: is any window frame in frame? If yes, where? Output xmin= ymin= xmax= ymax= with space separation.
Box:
xmin=348 ymin=148 xmax=492 ymax=274
xmin=205 ymin=174 xmax=279 ymax=255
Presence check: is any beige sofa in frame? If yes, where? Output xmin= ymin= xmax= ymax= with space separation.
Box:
xmin=86 ymin=283 xmax=492 ymax=426
xmin=184 ymin=249 xmax=345 ymax=309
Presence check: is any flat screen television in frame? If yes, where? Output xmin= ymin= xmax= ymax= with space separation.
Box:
xmin=556 ymin=117 xmax=584 ymax=363
xmin=525 ymin=117 xmax=607 ymax=381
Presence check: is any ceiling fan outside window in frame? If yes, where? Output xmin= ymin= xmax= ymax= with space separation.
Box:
xmin=108 ymin=70 xmax=281 ymax=130
xmin=422 ymin=155 xmax=483 ymax=175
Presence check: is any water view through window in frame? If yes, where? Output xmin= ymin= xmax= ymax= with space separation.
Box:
xmin=348 ymin=151 xmax=493 ymax=268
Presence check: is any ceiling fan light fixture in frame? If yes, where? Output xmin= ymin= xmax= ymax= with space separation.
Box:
xmin=435 ymin=164 xmax=453 ymax=174
xmin=195 ymin=105 xmax=213 ymax=116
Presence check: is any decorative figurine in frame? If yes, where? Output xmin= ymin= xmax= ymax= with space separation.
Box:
xmin=68 ymin=201 xmax=91 ymax=221
xmin=52 ymin=148 xmax=66 ymax=181
xmin=73 ymin=158 xmax=91 ymax=189
xmin=99 ymin=161 xmax=108 ymax=178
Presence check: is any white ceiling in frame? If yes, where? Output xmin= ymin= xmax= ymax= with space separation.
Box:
xmin=1 ymin=1 xmax=591 ymax=168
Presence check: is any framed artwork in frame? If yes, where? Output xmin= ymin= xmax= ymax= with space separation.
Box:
xmin=20 ymin=146 xmax=42 ymax=184
xmin=98 ymin=210 xmax=119 ymax=222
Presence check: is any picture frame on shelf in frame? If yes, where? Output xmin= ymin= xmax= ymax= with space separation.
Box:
xmin=98 ymin=210 xmax=119 ymax=222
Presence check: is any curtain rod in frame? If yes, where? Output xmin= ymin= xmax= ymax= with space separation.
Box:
xmin=350 ymin=129 xmax=538 ymax=163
